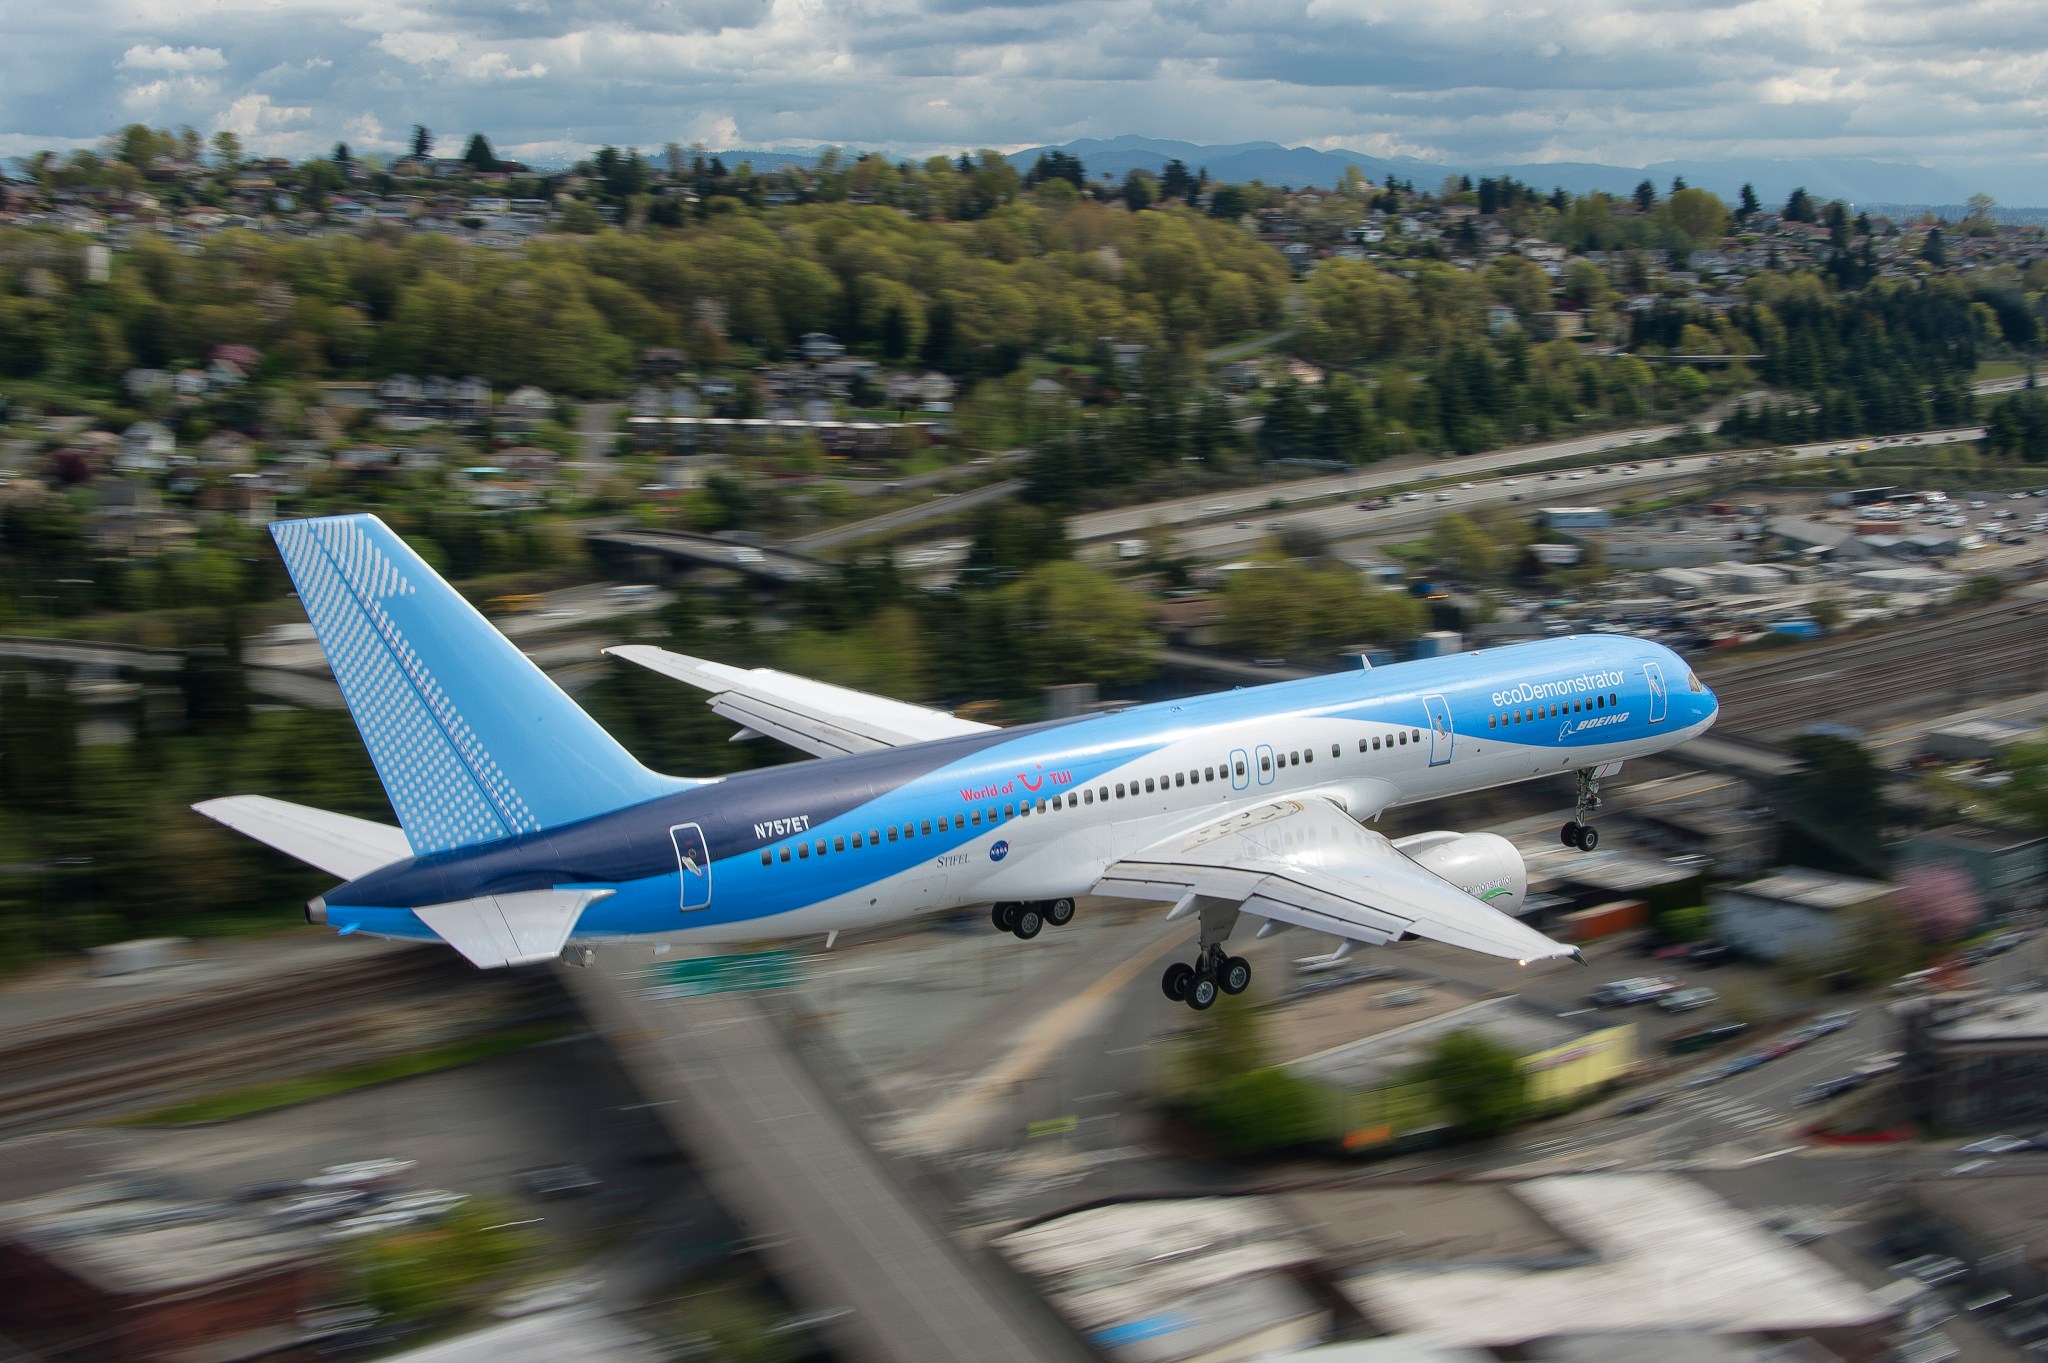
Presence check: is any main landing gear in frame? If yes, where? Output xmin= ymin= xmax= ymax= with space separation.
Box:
xmin=1559 ymin=766 xmax=1604 ymax=852
xmin=991 ymin=898 xmax=1077 ymax=941
xmin=1160 ymin=898 xmax=1254 ymax=1011
xmin=1160 ymin=946 xmax=1253 ymax=1011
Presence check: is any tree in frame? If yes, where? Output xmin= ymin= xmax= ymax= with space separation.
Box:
xmin=998 ymin=561 xmax=1156 ymax=689
xmin=1921 ymin=227 xmax=1947 ymax=266
xmin=1160 ymin=159 xmax=1193 ymax=201
xmin=1894 ymin=865 xmax=1983 ymax=944
xmin=1999 ymin=741 xmax=2048 ymax=831
xmin=1737 ymin=182 xmax=1760 ymax=223
xmin=1771 ymin=734 xmax=1888 ymax=876
xmin=462 ymin=133 xmax=497 ymax=172
xmin=1485 ymin=254 xmax=1550 ymax=318
xmin=1782 ymin=186 xmax=1818 ymax=223
xmin=1121 ymin=168 xmax=1156 ymax=212
xmin=411 ymin=124 xmax=433 ymax=159
xmin=1963 ymin=193 xmax=1997 ymax=236
xmin=209 ymin=130 xmax=243 ymax=170
xmin=1633 ymin=179 xmax=1657 ymax=212
xmin=1415 ymin=1030 xmax=1526 ymax=1136
xmin=1663 ymin=187 xmax=1731 ymax=246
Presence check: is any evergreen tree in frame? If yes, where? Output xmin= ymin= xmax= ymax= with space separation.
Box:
xmin=1633 ymin=179 xmax=1657 ymax=212
xmin=1737 ymin=182 xmax=1760 ymax=222
xmin=410 ymin=125 xmax=432 ymax=159
xmin=463 ymin=133 xmax=497 ymax=172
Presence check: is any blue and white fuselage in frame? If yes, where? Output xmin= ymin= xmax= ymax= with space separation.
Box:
xmin=325 ymin=635 xmax=1715 ymax=945
xmin=196 ymin=515 xmax=1717 ymax=982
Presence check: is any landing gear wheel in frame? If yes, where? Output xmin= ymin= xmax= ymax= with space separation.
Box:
xmin=1012 ymin=907 xmax=1044 ymax=940
xmin=1045 ymin=898 xmax=1076 ymax=927
xmin=1560 ymin=821 xmax=1582 ymax=848
xmin=1162 ymin=961 xmax=1194 ymax=1001
xmin=992 ymin=902 xmax=1018 ymax=933
xmin=1187 ymin=973 xmax=1219 ymax=1010
xmin=1574 ymin=824 xmax=1600 ymax=852
xmin=1220 ymin=956 xmax=1252 ymax=995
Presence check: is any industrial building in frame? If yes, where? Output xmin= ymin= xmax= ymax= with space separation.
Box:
xmin=1899 ymin=990 xmax=2048 ymax=1133
xmin=1897 ymin=823 xmax=2048 ymax=915
xmin=1270 ymin=987 xmax=1637 ymax=1111
xmin=0 ymin=1178 xmax=333 ymax=1363
xmin=995 ymin=1177 xmax=1893 ymax=1363
xmin=1711 ymin=868 xmax=1895 ymax=965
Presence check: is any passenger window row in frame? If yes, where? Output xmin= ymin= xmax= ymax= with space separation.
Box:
xmin=1487 ymin=691 xmax=1621 ymax=730
xmin=760 ymin=716 xmax=1431 ymax=866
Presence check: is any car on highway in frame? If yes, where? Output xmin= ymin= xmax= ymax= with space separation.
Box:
xmin=1587 ymin=976 xmax=1679 ymax=1007
xmin=305 ymin=1159 xmax=415 ymax=1190
xmin=1958 ymin=1134 xmax=2032 ymax=1155
xmin=1656 ymin=986 xmax=1718 ymax=1013
xmin=1458 ymin=481 xmax=1475 ymax=489
xmin=1616 ymin=1091 xmax=1666 ymax=1115
xmin=1794 ymin=1074 xmax=1868 ymax=1106
xmin=1809 ymin=1009 xmax=1860 ymax=1036
xmin=517 ymin=1163 xmax=600 ymax=1199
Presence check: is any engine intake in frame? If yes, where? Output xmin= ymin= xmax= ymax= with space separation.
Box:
xmin=1393 ymin=830 xmax=1528 ymax=916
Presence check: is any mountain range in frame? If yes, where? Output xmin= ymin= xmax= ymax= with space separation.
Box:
xmin=997 ymin=136 xmax=1981 ymax=211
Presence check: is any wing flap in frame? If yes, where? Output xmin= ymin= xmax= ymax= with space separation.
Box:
xmin=194 ymin=795 xmax=413 ymax=880
xmin=1095 ymin=797 xmax=1573 ymax=965
xmin=413 ymin=889 xmax=614 ymax=969
xmin=606 ymin=645 xmax=993 ymax=757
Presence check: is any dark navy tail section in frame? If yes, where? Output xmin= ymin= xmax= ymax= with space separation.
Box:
xmin=272 ymin=515 xmax=687 ymax=855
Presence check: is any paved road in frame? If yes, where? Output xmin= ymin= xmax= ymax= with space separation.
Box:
xmin=794 ymin=479 xmax=1023 ymax=554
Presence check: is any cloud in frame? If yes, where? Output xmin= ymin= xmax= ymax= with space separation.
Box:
xmin=117 ymin=44 xmax=228 ymax=72
xmin=466 ymin=51 xmax=549 ymax=79
xmin=2 ymin=0 xmax=2045 ymax=200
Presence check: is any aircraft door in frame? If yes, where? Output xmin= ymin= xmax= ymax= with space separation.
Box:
xmin=1423 ymin=694 xmax=1454 ymax=767
xmin=1644 ymin=661 xmax=1669 ymax=724
xmin=1255 ymin=743 xmax=1276 ymax=786
xmin=1230 ymin=748 xmax=1250 ymax=791
xmin=670 ymin=823 xmax=712 ymax=912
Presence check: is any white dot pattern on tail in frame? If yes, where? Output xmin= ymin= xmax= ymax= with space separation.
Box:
xmin=274 ymin=518 xmax=539 ymax=854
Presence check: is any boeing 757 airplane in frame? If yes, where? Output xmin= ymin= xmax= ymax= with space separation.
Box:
xmin=198 ymin=515 xmax=1718 ymax=1010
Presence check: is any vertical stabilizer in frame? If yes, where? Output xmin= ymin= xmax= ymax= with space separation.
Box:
xmin=272 ymin=514 xmax=683 ymax=855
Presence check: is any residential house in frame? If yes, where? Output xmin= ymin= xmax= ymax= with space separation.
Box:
xmin=800 ymin=332 xmax=845 ymax=362
xmin=118 ymin=421 xmax=174 ymax=473
xmin=497 ymin=386 xmax=555 ymax=432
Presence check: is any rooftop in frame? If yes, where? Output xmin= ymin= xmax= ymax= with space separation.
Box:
xmin=1277 ymin=995 xmax=1619 ymax=1092
xmin=1908 ymin=822 xmax=2048 ymax=854
xmin=1920 ymin=989 xmax=2048 ymax=1044
xmin=0 ymin=1182 xmax=319 ymax=1296
xmin=1341 ymin=1175 xmax=1890 ymax=1346
xmin=1723 ymin=867 xmax=1893 ymax=911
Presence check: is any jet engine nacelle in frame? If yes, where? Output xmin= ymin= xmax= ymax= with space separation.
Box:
xmin=1392 ymin=830 xmax=1528 ymax=916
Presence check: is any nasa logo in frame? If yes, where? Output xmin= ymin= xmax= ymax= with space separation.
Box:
xmin=989 ymin=840 xmax=1010 ymax=862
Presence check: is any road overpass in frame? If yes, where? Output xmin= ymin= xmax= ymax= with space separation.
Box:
xmin=589 ymin=529 xmax=822 ymax=583
xmin=558 ymin=955 xmax=1094 ymax=1363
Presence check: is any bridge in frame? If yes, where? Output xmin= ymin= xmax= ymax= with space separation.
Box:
xmin=588 ymin=530 xmax=822 ymax=583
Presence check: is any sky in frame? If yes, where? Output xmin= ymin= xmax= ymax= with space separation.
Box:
xmin=4 ymin=0 xmax=2046 ymax=199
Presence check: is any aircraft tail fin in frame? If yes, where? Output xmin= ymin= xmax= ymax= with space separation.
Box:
xmin=270 ymin=515 xmax=684 ymax=856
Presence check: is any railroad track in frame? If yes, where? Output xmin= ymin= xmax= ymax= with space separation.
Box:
xmin=0 ymin=946 xmax=549 ymax=1136
xmin=1697 ymin=602 xmax=2048 ymax=740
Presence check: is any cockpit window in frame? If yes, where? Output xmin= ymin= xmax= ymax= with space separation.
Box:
xmin=1687 ymin=670 xmax=1705 ymax=694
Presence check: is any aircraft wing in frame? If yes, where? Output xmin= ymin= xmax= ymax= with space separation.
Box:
xmin=605 ymin=644 xmax=995 ymax=757
xmin=1094 ymin=797 xmax=1576 ymax=965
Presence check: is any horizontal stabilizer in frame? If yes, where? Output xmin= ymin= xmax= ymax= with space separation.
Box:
xmin=414 ymin=889 xmax=614 ymax=969
xmin=193 ymin=795 xmax=413 ymax=880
